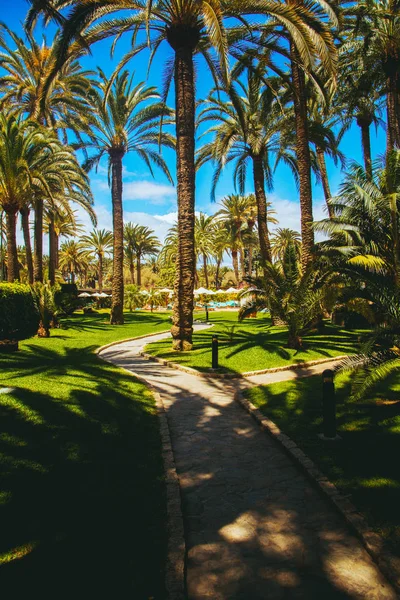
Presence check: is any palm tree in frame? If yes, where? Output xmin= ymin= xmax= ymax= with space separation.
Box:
xmin=216 ymin=195 xmax=248 ymax=284
xmin=130 ymin=225 xmax=161 ymax=288
xmin=195 ymin=213 xmax=216 ymax=289
xmin=58 ymin=239 xmax=88 ymax=284
xmin=0 ymin=115 xmax=67 ymax=282
xmin=81 ymin=229 xmax=113 ymax=292
xmin=27 ymin=0 xmax=313 ymax=349
xmin=198 ymin=72 xmax=278 ymax=269
xmin=0 ymin=25 xmax=96 ymax=281
xmin=271 ymin=228 xmax=302 ymax=263
xmin=81 ymin=69 xmax=172 ymax=324
xmin=124 ymin=222 xmax=137 ymax=285
xmin=45 ymin=207 xmax=85 ymax=284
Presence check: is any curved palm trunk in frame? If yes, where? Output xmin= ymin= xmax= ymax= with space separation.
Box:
xmin=239 ymin=248 xmax=246 ymax=283
xmin=136 ymin=254 xmax=141 ymax=287
xmin=110 ymin=151 xmax=124 ymax=324
xmin=252 ymin=155 xmax=272 ymax=271
xmin=49 ymin=213 xmax=56 ymax=286
xmin=34 ymin=198 xmax=43 ymax=282
xmin=171 ymin=44 xmax=196 ymax=351
xmin=290 ymin=43 xmax=314 ymax=270
xmin=98 ymin=253 xmax=103 ymax=292
xmin=215 ymin=257 xmax=222 ymax=289
xmin=20 ymin=207 xmax=34 ymax=284
xmin=232 ymin=249 xmax=239 ymax=285
xmin=5 ymin=209 xmax=19 ymax=282
xmin=55 ymin=232 xmax=59 ymax=269
xmin=203 ymin=253 xmax=209 ymax=288
xmin=316 ymin=147 xmax=334 ymax=217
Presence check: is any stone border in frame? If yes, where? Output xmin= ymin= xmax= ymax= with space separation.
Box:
xmin=98 ymin=349 xmax=186 ymax=600
xmin=139 ymin=350 xmax=349 ymax=379
xmin=234 ymin=389 xmax=400 ymax=595
xmin=94 ymin=329 xmax=171 ymax=355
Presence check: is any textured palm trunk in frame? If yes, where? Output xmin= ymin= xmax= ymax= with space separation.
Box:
xmin=34 ymin=198 xmax=43 ymax=282
xmin=248 ymin=246 xmax=253 ymax=277
xmin=232 ymin=249 xmax=239 ymax=285
xmin=5 ymin=209 xmax=19 ymax=282
xmin=136 ymin=254 xmax=141 ymax=287
xmin=239 ymin=248 xmax=246 ymax=283
xmin=202 ymin=253 xmax=209 ymax=288
xmin=252 ymin=155 xmax=272 ymax=271
xmin=20 ymin=207 xmax=34 ymax=284
xmin=55 ymin=233 xmax=59 ymax=269
xmin=129 ymin=260 xmax=135 ymax=285
xmin=290 ymin=43 xmax=314 ymax=270
xmin=215 ymin=257 xmax=221 ymax=289
xmin=98 ymin=253 xmax=103 ymax=292
xmin=109 ymin=151 xmax=124 ymax=324
xmin=170 ymin=43 xmax=196 ymax=351
xmin=357 ymin=120 xmax=373 ymax=180
xmin=316 ymin=146 xmax=333 ymax=217
xmin=386 ymin=74 xmax=400 ymax=154
xmin=48 ymin=213 xmax=56 ymax=285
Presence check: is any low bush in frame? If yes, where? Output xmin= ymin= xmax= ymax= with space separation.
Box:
xmin=0 ymin=283 xmax=39 ymax=341
xmin=54 ymin=283 xmax=79 ymax=316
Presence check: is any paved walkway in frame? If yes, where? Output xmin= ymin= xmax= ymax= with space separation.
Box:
xmin=100 ymin=329 xmax=396 ymax=599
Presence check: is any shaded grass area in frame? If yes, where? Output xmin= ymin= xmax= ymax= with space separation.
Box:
xmin=246 ymin=372 xmax=400 ymax=556
xmin=0 ymin=311 xmax=172 ymax=598
xmin=146 ymin=311 xmax=363 ymax=374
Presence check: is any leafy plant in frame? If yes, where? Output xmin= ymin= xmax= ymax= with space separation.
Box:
xmin=31 ymin=282 xmax=56 ymax=337
xmin=0 ymin=282 xmax=39 ymax=341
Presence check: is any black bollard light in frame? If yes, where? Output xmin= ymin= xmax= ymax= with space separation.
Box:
xmin=205 ymin=303 xmax=209 ymax=322
xmin=322 ymin=369 xmax=337 ymax=438
xmin=212 ymin=335 xmax=219 ymax=369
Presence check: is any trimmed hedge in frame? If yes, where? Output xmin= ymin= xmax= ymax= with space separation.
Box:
xmin=54 ymin=283 xmax=79 ymax=316
xmin=0 ymin=283 xmax=39 ymax=341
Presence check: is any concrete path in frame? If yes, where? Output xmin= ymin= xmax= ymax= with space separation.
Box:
xmin=100 ymin=329 xmax=396 ymax=599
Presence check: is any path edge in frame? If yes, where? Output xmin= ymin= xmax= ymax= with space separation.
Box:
xmin=139 ymin=351 xmax=349 ymax=379
xmin=98 ymin=348 xmax=186 ymax=600
xmin=234 ymin=389 xmax=400 ymax=594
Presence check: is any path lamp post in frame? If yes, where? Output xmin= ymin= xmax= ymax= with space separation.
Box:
xmin=204 ymin=301 xmax=209 ymax=322
xmin=212 ymin=335 xmax=219 ymax=369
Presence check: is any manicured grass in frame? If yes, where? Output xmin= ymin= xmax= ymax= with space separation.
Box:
xmin=246 ymin=372 xmax=400 ymax=556
xmin=145 ymin=311 xmax=364 ymax=373
xmin=0 ymin=310 xmax=172 ymax=598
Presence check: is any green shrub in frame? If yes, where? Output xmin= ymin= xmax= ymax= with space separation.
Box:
xmin=0 ymin=283 xmax=39 ymax=341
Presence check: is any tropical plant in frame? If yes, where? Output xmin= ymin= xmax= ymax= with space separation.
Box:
xmin=124 ymin=284 xmax=144 ymax=312
xmin=195 ymin=213 xmax=216 ymax=289
xmin=58 ymin=239 xmax=88 ymax=284
xmin=31 ymin=281 xmax=56 ymax=337
xmin=81 ymin=68 xmax=172 ymax=324
xmin=128 ymin=225 xmax=161 ymax=288
xmin=271 ymin=228 xmax=301 ymax=264
xmin=81 ymin=229 xmax=113 ymax=292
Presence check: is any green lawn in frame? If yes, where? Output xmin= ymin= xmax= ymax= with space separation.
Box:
xmin=145 ymin=311 xmax=363 ymax=374
xmin=246 ymin=372 xmax=400 ymax=556
xmin=0 ymin=310 xmax=171 ymax=598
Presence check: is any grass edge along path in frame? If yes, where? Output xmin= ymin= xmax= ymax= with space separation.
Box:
xmin=145 ymin=311 xmax=364 ymax=374
xmin=245 ymin=371 xmax=400 ymax=563
xmin=0 ymin=310 xmax=172 ymax=599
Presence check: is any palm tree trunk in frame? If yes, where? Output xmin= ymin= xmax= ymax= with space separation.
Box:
xmin=130 ymin=259 xmax=135 ymax=285
xmin=48 ymin=213 xmax=56 ymax=285
xmin=55 ymin=232 xmax=59 ymax=269
xmin=239 ymin=248 xmax=246 ymax=283
xmin=98 ymin=253 xmax=103 ymax=292
xmin=215 ymin=257 xmax=221 ymax=289
xmin=252 ymin=155 xmax=272 ymax=269
xmin=248 ymin=246 xmax=253 ymax=277
xmin=203 ymin=253 xmax=209 ymax=288
xmin=232 ymin=249 xmax=239 ymax=285
xmin=136 ymin=254 xmax=141 ymax=287
xmin=290 ymin=43 xmax=314 ymax=270
xmin=356 ymin=117 xmax=373 ymax=179
xmin=386 ymin=75 xmax=400 ymax=154
xmin=5 ymin=209 xmax=19 ymax=282
xmin=109 ymin=151 xmax=124 ymax=324
xmin=20 ymin=207 xmax=34 ymax=284
xmin=316 ymin=146 xmax=334 ymax=217
xmin=171 ymin=43 xmax=196 ymax=351
xmin=34 ymin=198 xmax=43 ymax=282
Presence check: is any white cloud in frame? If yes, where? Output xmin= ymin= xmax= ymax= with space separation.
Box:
xmin=123 ymin=180 xmax=176 ymax=204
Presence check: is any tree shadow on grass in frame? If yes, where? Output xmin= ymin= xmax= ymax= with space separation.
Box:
xmin=0 ymin=345 xmax=167 ymax=599
xmin=248 ymin=372 xmax=400 ymax=559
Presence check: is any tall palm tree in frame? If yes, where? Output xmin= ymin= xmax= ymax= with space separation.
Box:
xmin=130 ymin=225 xmax=161 ymax=288
xmin=45 ymin=206 xmax=86 ymax=284
xmin=195 ymin=213 xmax=216 ymax=289
xmin=0 ymin=25 xmax=96 ymax=281
xmin=198 ymin=72 xmax=278 ymax=269
xmin=0 ymin=115 xmax=70 ymax=282
xmin=271 ymin=228 xmax=302 ymax=263
xmin=81 ymin=229 xmax=113 ymax=292
xmin=81 ymin=69 xmax=172 ymax=324
xmin=26 ymin=0 xmax=317 ymax=349
xmin=124 ymin=222 xmax=137 ymax=285
xmin=58 ymin=239 xmax=88 ymax=284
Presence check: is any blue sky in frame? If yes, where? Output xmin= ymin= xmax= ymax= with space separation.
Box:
xmin=4 ymin=1 xmax=387 ymax=243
